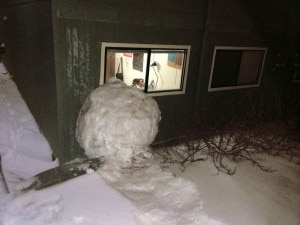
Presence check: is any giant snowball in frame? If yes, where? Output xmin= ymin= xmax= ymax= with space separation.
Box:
xmin=76 ymin=78 xmax=161 ymax=162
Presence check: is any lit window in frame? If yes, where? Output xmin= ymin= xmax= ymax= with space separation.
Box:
xmin=208 ymin=46 xmax=267 ymax=91
xmin=100 ymin=43 xmax=191 ymax=96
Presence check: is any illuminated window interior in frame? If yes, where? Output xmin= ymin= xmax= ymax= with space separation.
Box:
xmin=100 ymin=43 xmax=191 ymax=96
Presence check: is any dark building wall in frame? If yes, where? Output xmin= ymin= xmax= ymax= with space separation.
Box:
xmin=194 ymin=0 xmax=300 ymax=125
xmin=1 ymin=0 xmax=298 ymax=163
xmin=51 ymin=0 xmax=207 ymax=161
xmin=0 ymin=0 xmax=59 ymax=156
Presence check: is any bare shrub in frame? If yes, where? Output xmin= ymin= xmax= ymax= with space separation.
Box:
xmin=152 ymin=89 xmax=300 ymax=175
xmin=152 ymin=123 xmax=275 ymax=175
xmin=247 ymin=89 xmax=300 ymax=161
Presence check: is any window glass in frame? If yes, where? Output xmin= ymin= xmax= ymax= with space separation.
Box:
xmin=148 ymin=50 xmax=185 ymax=92
xmin=101 ymin=43 xmax=190 ymax=96
xmin=208 ymin=46 xmax=267 ymax=91
xmin=105 ymin=49 xmax=148 ymax=90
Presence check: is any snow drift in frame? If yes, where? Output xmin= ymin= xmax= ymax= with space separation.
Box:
xmin=0 ymin=66 xmax=58 ymax=192
xmin=1 ymin=63 xmax=299 ymax=225
xmin=76 ymin=78 xmax=225 ymax=225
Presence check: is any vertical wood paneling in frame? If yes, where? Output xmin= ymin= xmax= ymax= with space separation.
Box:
xmin=56 ymin=18 xmax=70 ymax=160
xmin=4 ymin=0 xmax=298 ymax=163
xmin=55 ymin=18 xmax=96 ymax=161
xmin=90 ymin=21 xmax=100 ymax=87
xmin=52 ymin=2 xmax=205 ymax=161
xmin=65 ymin=22 xmax=74 ymax=158
xmin=50 ymin=0 xmax=300 ymax=162
xmin=84 ymin=21 xmax=92 ymax=94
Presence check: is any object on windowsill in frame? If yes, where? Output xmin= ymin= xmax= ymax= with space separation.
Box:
xmin=131 ymin=78 xmax=144 ymax=89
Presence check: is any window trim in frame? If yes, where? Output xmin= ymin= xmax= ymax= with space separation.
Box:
xmin=208 ymin=46 xmax=267 ymax=92
xmin=293 ymin=71 xmax=300 ymax=83
xmin=100 ymin=42 xmax=191 ymax=96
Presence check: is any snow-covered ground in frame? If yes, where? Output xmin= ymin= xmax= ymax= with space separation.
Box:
xmin=0 ymin=62 xmax=58 ymax=193
xmin=0 ymin=62 xmax=299 ymax=225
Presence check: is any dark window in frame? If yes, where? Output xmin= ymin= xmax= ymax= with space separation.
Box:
xmin=209 ymin=47 xmax=267 ymax=91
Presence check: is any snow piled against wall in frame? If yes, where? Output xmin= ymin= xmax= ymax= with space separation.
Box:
xmin=76 ymin=78 xmax=225 ymax=225
xmin=0 ymin=64 xmax=58 ymax=192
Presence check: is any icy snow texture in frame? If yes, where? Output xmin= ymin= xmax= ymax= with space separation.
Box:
xmin=0 ymin=66 xmax=58 ymax=192
xmin=76 ymin=78 xmax=161 ymax=162
xmin=1 ymin=62 xmax=299 ymax=225
xmin=100 ymin=163 xmax=225 ymax=225
xmin=76 ymin=79 xmax=224 ymax=224
xmin=0 ymin=173 xmax=138 ymax=225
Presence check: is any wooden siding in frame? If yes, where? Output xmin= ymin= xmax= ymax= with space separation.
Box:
xmin=53 ymin=18 xmax=96 ymax=161
xmin=194 ymin=0 xmax=300 ymax=125
xmin=52 ymin=0 xmax=206 ymax=162
xmin=52 ymin=0 xmax=205 ymax=29
xmin=52 ymin=0 xmax=299 ymax=162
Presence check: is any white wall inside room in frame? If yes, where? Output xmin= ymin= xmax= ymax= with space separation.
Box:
xmin=115 ymin=53 xmax=147 ymax=88
xmin=149 ymin=53 xmax=183 ymax=91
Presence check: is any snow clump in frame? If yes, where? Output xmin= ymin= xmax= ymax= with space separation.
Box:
xmin=76 ymin=78 xmax=161 ymax=162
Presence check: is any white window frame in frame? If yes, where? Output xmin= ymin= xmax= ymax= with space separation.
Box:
xmin=208 ymin=46 xmax=267 ymax=92
xmin=100 ymin=42 xmax=191 ymax=96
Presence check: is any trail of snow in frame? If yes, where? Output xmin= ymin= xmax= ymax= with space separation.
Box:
xmin=76 ymin=78 xmax=225 ymax=225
